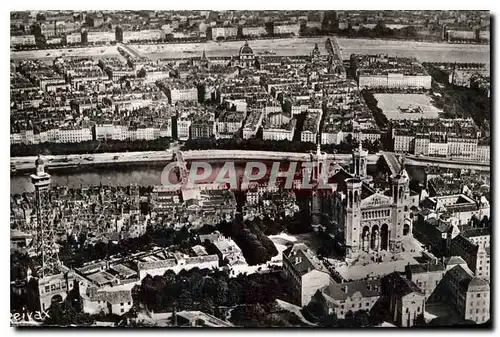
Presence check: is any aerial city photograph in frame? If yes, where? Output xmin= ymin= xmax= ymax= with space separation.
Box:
xmin=9 ymin=10 xmax=491 ymax=328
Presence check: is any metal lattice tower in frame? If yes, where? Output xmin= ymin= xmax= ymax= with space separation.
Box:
xmin=30 ymin=155 xmax=60 ymax=278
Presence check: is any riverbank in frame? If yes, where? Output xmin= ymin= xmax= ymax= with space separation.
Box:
xmin=11 ymin=36 xmax=490 ymax=65
xmin=11 ymin=149 xmax=381 ymax=174
xmin=11 ymin=151 xmax=174 ymax=174
xmin=405 ymin=155 xmax=490 ymax=171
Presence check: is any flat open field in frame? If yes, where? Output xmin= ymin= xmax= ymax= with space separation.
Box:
xmin=11 ymin=37 xmax=490 ymax=66
xmin=374 ymin=93 xmax=442 ymax=120
xmin=131 ymin=37 xmax=330 ymax=59
xmin=339 ymin=37 xmax=489 ymax=65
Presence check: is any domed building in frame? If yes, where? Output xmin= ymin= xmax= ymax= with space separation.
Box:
xmin=237 ymin=41 xmax=255 ymax=68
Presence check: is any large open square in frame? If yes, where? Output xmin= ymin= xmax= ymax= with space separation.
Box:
xmin=374 ymin=94 xmax=442 ymax=120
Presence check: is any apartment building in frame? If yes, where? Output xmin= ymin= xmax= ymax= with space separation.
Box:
xmin=282 ymin=243 xmax=331 ymax=306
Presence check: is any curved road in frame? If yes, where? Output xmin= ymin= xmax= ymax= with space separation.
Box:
xmin=405 ymin=156 xmax=489 ymax=172
xmin=11 ymin=149 xmax=380 ymax=171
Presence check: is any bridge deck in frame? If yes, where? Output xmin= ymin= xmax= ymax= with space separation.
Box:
xmin=381 ymin=151 xmax=401 ymax=176
xmin=119 ymin=43 xmax=145 ymax=59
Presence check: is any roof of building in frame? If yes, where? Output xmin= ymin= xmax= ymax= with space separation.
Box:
xmin=407 ymin=262 xmax=446 ymax=274
xmin=447 ymin=264 xmax=473 ymax=291
xmin=329 ymin=167 xmax=375 ymax=200
xmin=86 ymin=271 xmax=117 ymax=286
xmin=444 ymin=256 xmax=467 ymax=267
xmin=191 ymin=245 xmax=208 ymax=256
xmin=212 ymin=238 xmax=242 ymax=254
xmin=468 ymin=277 xmax=489 ymax=291
xmin=321 ymin=279 xmax=381 ymax=302
xmin=462 ymin=227 xmax=490 ymax=238
xmin=284 ymin=243 xmax=329 ymax=276
xmin=452 ymin=234 xmax=479 ymax=254
xmin=91 ymin=289 xmax=133 ymax=305
xmin=137 ymin=258 xmax=177 ymax=270
xmin=385 ymin=272 xmax=423 ymax=297
xmin=77 ymin=261 xmax=107 ymax=275
xmin=109 ymin=264 xmax=137 ymax=278
xmin=185 ymin=254 xmax=219 ymax=265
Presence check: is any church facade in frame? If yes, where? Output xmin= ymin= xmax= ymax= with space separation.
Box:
xmin=329 ymin=144 xmax=412 ymax=260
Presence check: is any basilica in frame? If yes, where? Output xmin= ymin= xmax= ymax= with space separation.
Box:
xmin=327 ymin=144 xmax=413 ymax=260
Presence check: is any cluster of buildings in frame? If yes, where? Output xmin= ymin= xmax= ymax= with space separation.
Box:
xmin=273 ymin=148 xmax=490 ymax=326
xmin=10 ymin=181 xmax=239 ymax=250
xmin=390 ymin=118 xmax=489 ymax=162
xmin=431 ymin=62 xmax=489 ymax=88
xmin=332 ymin=10 xmax=489 ymax=44
xmin=11 ymin=10 xmax=490 ymax=49
xmin=11 ymin=134 xmax=491 ymax=327
xmin=11 ymin=157 xmax=289 ymax=319
xmin=11 ymin=52 xmax=174 ymax=145
xmin=11 ymin=11 xmax=169 ymax=47
xmin=10 ymin=11 xmax=491 ymax=328
xmin=150 ymin=184 xmax=237 ymax=227
xmin=428 ymin=62 xmax=490 ymax=98
xmin=320 ymin=87 xmax=381 ymax=145
xmin=424 ymin=167 xmax=490 ymax=197
xmin=282 ymin=239 xmax=489 ymax=327
xmin=12 ymin=40 xmax=382 ymax=148
xmin=10 ymin=10 xmax=316 ymax=48
xmin=11 ymin=183 xmax=145 ymax=247
xmin=351 ymin=54 xmax=432 ymax=90
xmin=10 ymin=161 xmax=212 ymax=317
xmin=243 ymin=185 xmax=299 ymax=220
xmin=12 ymin=42 xmax=488 ymax=164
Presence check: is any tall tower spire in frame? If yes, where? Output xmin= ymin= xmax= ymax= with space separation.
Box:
xmin=390 ymin=156 xmax=410 ymax=253
xmin=30 ymin=155 xmax=60 ymax=278
xmin=352 ymin=140 xmax=368 ymax=179
xmin=345 ymin=178 xmax=362 ymax=259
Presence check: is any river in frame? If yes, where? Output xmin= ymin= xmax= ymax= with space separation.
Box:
xmin=11 ymin=165 xmax=165 ymax=194
xmin=10 ymin=162 xmax=427 ymax=195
